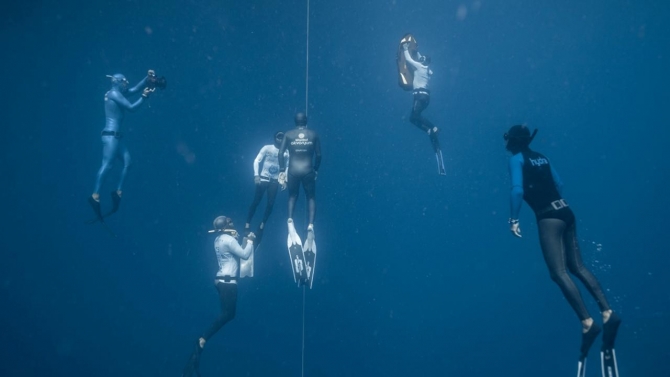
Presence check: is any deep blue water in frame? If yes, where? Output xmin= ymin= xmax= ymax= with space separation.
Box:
xmin=1 ymin=0 xmax=669 ymax=376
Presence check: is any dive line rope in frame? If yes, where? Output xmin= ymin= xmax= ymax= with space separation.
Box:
xmin=301 ymin=1 xmax=310 ymax=376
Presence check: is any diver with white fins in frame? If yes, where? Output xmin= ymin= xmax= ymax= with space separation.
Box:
xmin=244 ymin=131 xmax=289 ymax=244
xmin=502 ymin=125 xmax=621 ymax=377
xmin=278 ymin=112 xmax=321 ymax=288
xmin=401 ymin=39 xmax=446 ymax=175
xmin=182 ymin=216 xmax=255 ymax=377
xmin=88 ymin=70 xmax=166 ymax=226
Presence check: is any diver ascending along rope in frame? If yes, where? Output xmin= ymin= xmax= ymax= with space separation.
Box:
xmin=397 ymin=34 xmax=446 ymax=175
xmin=502 ymin=125 xmax=621 ymax=377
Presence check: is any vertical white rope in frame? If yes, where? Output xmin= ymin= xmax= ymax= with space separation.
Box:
xmin=301 ymin=284 xmax=306 ymax=377
xmin=302 ymin=2 xmax=310 ymax=376
xmin=305 ymin=0 xmax=310 ymax=117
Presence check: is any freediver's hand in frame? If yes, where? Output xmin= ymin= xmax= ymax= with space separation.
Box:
xmin=254 ymin=176 xmax=261 ymax=185
xmin=148 ymin=69 xmax=156 ymax=77
xmin=246 ymin=232 xmax=256 ymax=243
xmin=402 ymin=42 xmax=409 ymax=51
xmin=509 ymin=219 xmax=522 ymax=238
xmin=314 ymin=171 xmax=318 ymax=181
xmin=142 ymin=87 xmax=155 ymax=98
xmin=278 ymin=171 xmax=287 ymax=190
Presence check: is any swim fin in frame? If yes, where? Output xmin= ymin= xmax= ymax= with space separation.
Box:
xmin=576 ymin=323 xmax=601 ymax=377
xmin=302 ymin=225 xmax=317 ymax=289
xmin=600 ymin=313 xmax=621 ymax=377
xmin=287 ymin=219 xmax=307 ymax=285
xmin=182 ymin=341 xmax=203 ymax=377
xmin=435 ymin=149 xmax=446 ymax=176
xmin=102 ymin=191 xmax=122 ymax=218
xmin=87 ymin=196 xmax=104 ymax=223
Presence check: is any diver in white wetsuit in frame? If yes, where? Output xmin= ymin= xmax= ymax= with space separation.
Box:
xmin=402 ymin=43 xmax=444 ymax=174
xmin=182 ymin=216 xmax=255 ymax=377
xmin=245 ymin=131 xmax=289 ymax=242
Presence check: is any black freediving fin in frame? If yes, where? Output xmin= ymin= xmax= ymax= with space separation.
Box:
xmin=181 ymin=341 xmax=203 ymax=377
xmin=600 ymin=313 xmax=621 ymax=377
xmin=101 ymin=190 xmax=122 ymax=218
xmin=576 ymin=322 xmax=601 ymax=377
xmin=86 ymin=196 xmax=118 ymax=237
xmin=87 ymin=196 xmax=104 ymax=223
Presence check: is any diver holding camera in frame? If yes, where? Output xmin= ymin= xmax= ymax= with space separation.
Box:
xmin=88 ymin=69 xmax=167 ymax=227
xmin=146 ymin=69 xmax=167 ymax=91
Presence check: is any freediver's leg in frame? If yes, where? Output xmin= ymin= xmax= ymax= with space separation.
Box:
xmin=261 ymin=180 xmax=279 ymax=224
xmin=202 ymin=282 xmax=238 ymax=340
xmin=90 ymin=135 xmax=118 ymax=220
xmin=116 ymin=142 xmax=131 ymax=193
xmin=303 ymin=172 xmax=316 ymax=227
xmin=564 ymin=222 xmax=611 ymax=312
xmin=246 ymin=181 xmax=269 ymax=230
xmin=410 ymin=94 xmax=431 ymax=133
xmin=287 ymin=173 xmax=300 ymax=221
xmin=538 ymin=218 xmax=592 ymax=322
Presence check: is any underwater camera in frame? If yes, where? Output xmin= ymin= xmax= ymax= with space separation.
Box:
xmin=147 ymin=73 xmax=167 ymax=90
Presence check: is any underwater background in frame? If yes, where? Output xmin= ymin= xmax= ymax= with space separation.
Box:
xmin=1 ymin=0 xmax=668 ymax=375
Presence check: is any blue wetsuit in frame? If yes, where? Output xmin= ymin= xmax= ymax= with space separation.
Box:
xmin=509 ymin=149 xmax=611 ymax=320
xmin=93 ymin=74 xmax=148 ymax=195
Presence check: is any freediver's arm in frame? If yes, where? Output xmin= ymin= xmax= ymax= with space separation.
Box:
xmin=403 ymin=49 xmax=423 ymax=70
xmin=313 ymin=133 xmax=322 ymax=171
xmin=550 ymin=163 xmax=564 ymax=196
xmin=128 ymin=75 xmax=149 ymax=94
xmin=278 ymin=134 xmax=288 ymax=171
xmin=253 ymin=146 xmax=267 ymax=177
xmin=107 ymin=90 xmax=145 ymax=111
xmin=226 ymin=237 xmax=253 ymax=260
xmin=283 ymin=150 xmax=290 ymax=174
xmin=509 ymin=153 xmax=525 ymax=220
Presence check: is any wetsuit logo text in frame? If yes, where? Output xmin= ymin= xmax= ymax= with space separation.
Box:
xmin=529 ymin=157 xmax=549 ymax=167
xmin=292 ymin=138 xmax=313 ymax=146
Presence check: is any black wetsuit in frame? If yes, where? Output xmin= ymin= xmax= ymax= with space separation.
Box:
xmin=246 ymin=181 xmax=279 ymax=226
xmin=202 ymin=282 xmax=237 ymax=340
xmin=278 ymin=126 xmax=321 ymax=225
xmin=512 ymin=149 xmax=611 ymax=320
xmin=411 ymin=90 xmax=440 ymax=152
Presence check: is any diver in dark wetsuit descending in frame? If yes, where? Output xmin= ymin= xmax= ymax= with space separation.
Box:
xmin=504 ymin=124 xmax=621 ymax=367
xmin=88 ymin=70 xmax=157 ymax=222
xmin=278 ymin=112 xmax=321 ymax=232
xmin=402 ymin=42 xmax=445 ymax=175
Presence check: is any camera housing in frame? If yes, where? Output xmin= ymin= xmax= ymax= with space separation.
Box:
xmin=147 ymin=75 xmax=167 ymax=90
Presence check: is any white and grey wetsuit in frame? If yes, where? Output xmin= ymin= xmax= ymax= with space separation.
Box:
xmin=214 ymin=233 xmax=253 ymax=283
xmin=403 ymin=49 xmax=440 ymax=153
xmin=253 ymin=145 xmax=288 ymax=181
xmin=404 ymin=50 xmax=432 ymax=90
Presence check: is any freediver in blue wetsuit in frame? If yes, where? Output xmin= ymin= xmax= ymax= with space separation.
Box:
xmin=88 ymin=70 xmax=159 ymax=222
xmin=504 ymin=125 xmax=621 ymax=372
